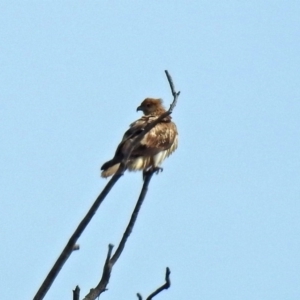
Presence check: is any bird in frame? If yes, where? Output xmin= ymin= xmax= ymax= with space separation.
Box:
xmin=101 ymin=98 xmax=178 ymax=178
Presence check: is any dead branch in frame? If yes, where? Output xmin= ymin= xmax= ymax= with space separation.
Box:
xmin=83 ymin=170 xmax=156 ymax=300
xmin=110 ymin=169 xmax=155 ymax=264
xmin=137 ymin=293 xmax=143 ymax=300
xmin=72 ymin=285 xmax=80 ymax=300
xmin=165 ymin=70 xmax=180 ymax=111
xmin=135 ymin=268 xmax=171 ymax=300
xmin=146 ymin=268 xmax=171 ymax=300
xmin=83 ymin=244 xmax=114 ymax=299
xmin=33 ymin=173 xmax=123 ymax=300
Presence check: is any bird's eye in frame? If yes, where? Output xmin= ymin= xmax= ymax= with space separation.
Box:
xmin=146 ymin=103 xmax=151 ymax=107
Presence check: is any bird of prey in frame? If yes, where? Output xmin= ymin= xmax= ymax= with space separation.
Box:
xmin=101 ymin=98 xmax=178 ymax=178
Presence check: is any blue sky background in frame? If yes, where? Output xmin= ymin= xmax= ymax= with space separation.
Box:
xmin=1 ymin=1 xmax=300 ymax=299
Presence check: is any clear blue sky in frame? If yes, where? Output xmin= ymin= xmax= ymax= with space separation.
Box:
xmin=1 ymin=2 xmax=300 ymax=299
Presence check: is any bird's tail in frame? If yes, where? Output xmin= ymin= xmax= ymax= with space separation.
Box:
xmin=101 ymin=158 xmax=121 ymax=178
xmin=101 ymin=163 xmax=121 ymax=178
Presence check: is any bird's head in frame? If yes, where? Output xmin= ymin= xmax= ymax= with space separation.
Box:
xmin=136 ymin=98 xmax=165 ymax=116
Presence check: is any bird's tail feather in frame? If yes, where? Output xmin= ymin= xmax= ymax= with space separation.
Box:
xmin=101 ymin=157 xmax=122 ymax=178
xmin=101 ymin=163 xmax=120 ymax=178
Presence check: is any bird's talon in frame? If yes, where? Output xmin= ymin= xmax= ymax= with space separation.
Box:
xmin=154 ymin=167 xmax=163 ymax=174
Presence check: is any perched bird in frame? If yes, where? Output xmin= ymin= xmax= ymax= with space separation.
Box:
xmin=101 ymin=98 xmax=178 ymax=178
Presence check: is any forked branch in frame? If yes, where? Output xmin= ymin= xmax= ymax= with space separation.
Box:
xmin=83 ymin=170 xmax=156 ymax=300
xmin=136 ymin=267 xmax=171 ymax=300
xmin=33 ymin=172 xmax=123 ymax=300
xmin=72 ymin=285 xmax=80 ymax=300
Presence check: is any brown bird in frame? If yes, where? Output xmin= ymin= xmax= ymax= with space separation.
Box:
xmin=101 ymin=98 xmax=178 ymax=178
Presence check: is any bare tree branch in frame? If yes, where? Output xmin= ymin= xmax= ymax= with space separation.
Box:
xmin=83 ymin=244 xmax=114 ymax=300
xmin=136 ymin=268 xmax=171 ymax=300
xmin=110 ymin=169 xmax=155 ymax=264
xmin=137 ymin=293 xmax=143 ymax=300
xmin=165 ymin=70 xmax=180 ymax=112
xmin=102 ymin=244 xmax=114 ymax=284
xmin=33 ymin=173 xmax=123 ymax=300
xmin=146 ymin=268 xmax=171 ymax=300
xmin=83 ymin=170 xmax=156 ymax=300
xmin=72 ymin=285 xmax=80 ymax=300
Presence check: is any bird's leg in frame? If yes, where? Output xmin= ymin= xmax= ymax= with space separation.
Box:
xmin=142 ymin=166 xmax=163 ymax=180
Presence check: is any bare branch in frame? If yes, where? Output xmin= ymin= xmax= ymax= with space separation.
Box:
xmin=72 ymin=285 xmax=80 ymax=300
xmin=146 ymin=268 xmax=171 ymax=300
xmin=164 ymin=70 xmax=180 ymax=112
xmin=33 ymin=173 xmax=123 ymax=300
xmin=110 ymin=169 xmax=155 ymax=264
xmin=83 ymin=245 xmax=114 ymax=300
xmin=103 ymin=244 xmax=114 ymax=279
xmin=137 ymin=293 xmax=143 ymax=300
xmin=83 ymin=170 xmax=156 ymax=300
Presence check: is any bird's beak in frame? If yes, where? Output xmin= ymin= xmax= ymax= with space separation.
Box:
xmin=136 ymin=105 xmax=142 ymax=112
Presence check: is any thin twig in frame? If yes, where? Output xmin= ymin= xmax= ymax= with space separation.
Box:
xmin=146 ymin=268 xmax=171 ymax=300
xmin=136 ymin=268 xmax=171 ymax=300
xmin=82 ymin=244 xmax=114 ymax=300
xmin=72 ymin=285 xmax=80 ymax=300
xmin=33 ymin=172 xmax=123 ymax=300
xmin=83 ymin=170 xmax=156 ymax=300
xmin=102 ymin=244 xmax=114 ymax=281
xmin=164 ymin=70 xmax=180 ymax=112
xmin=110 ymin=170 xmax=154 ymax=264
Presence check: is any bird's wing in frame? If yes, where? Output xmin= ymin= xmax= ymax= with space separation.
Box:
xmin=108 ymin=116 xmax=151 ymax=160
xmin=130 ymin=119 xmax=178 ymax=157
xmin=120 ymin=116 xmax=151 ymax=141
xmin=107 ymin=115 xmax=177 ymax=162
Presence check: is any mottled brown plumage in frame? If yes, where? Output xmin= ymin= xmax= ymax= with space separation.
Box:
xmin=101 ymin=98 xmax=178 ymax=178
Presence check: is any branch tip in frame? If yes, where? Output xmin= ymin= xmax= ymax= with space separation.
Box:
xmin=72 ymin=285 xmax=80 ymax=300
xmin=165 ymin=267 xmax=171 ymax=287
xmin=145 ymin=267 xmax=171 ymax=299
xmin=137 ymin=293 xmax=143 ymax=300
